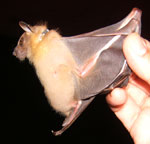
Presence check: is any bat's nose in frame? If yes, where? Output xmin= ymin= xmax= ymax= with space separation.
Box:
xmin=13 ymin=47 xmax=17 ymax=56
xmin=13 ymin=50 xmax=16 ymax=57
xmin=12 ymin=46 xmax=26 ymax=61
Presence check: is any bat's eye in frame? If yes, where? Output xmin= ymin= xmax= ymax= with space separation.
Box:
xmin=19 ymin=37 xmax=24 ymax=47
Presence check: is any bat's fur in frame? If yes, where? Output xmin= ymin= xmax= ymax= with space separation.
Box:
xmin=14 ymin=24 xmax=78 ymax=116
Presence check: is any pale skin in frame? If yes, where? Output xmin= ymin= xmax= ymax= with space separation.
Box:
xmin=106 ymin=33 xmax=150 ymax=144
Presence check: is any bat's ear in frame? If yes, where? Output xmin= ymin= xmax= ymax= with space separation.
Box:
xmin=19 ymin=21 xmax=33 ymax=33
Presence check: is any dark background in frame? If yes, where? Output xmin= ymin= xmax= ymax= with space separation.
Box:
xmin=4 ymin=0 xmax=150 ymax=143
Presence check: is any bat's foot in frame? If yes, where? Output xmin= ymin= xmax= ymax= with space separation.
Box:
xmin=51 ymin=129 xmax=63 ymax=136
xmin=62 ymin=100 xmax=82 ymax=127
xmin=52 ymin=101 xmax=82 ymax=136
xmin=52 ymin=97 xmax=95 ymax=136
xmin=51 ymin=122 xmax=73 ymax=136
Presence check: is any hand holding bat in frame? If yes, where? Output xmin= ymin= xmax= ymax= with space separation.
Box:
xmin=106 ymin=33 xmax=150 ymax=144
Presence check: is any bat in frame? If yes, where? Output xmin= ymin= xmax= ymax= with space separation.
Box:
xmin=13 ymin=8 xmax=142 ymax=136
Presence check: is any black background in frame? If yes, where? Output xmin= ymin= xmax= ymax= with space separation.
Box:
xmin=4 ymin=0 xmax=150 ymax=144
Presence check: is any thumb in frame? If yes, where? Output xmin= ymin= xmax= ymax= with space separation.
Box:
xmin=123 ymin=33 xmax=150 ymax=84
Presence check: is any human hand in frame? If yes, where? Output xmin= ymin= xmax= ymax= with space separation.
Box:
xmin=106 ymin=33 xmax=150 ymax=144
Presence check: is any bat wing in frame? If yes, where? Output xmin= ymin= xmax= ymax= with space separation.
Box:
xmin=52 ymin=8 xmax=142 ymax=135
xmin=63 ymin=8 xmax=141 ymax=99
xmin=66 ymin=7 xmax=141 ymax=38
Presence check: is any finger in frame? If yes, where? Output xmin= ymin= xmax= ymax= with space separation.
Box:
xmin=106 ymin=88 xmax=127 ymax=111
xmin=126 ymin=74 xmax=150 ymax=107
xmin=130 ymin=108 xmax=150 ymax=144
xmin=123 ymin=33 xmax=150 ymax=84
xmin=106 ymin=88 xmax=140 ymax=130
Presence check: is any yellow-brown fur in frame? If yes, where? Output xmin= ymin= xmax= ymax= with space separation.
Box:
xmin=14 ymin=23 xmax=78 ymax=116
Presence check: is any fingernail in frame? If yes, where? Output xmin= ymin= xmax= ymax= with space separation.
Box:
xmin=134 ymin=35 xmax=147 ymax=56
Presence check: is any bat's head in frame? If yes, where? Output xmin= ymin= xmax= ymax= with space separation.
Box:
xmin=13 ymin=21 xmax=49 ymax=61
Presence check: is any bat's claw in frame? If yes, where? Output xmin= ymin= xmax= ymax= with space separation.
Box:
xmin=51 ymin=129 xmax=63 ymax=136
xmin=51 ymin=124 xmax=70 ymax=136
xmin=52 ymin=100 xmax=82 ymax=136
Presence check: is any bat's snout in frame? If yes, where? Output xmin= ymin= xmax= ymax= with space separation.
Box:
xmin=13 ymin=47 xmax=17 ymax=57
xmin=13 ymin=46 xmax=27 ymax=61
